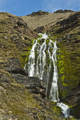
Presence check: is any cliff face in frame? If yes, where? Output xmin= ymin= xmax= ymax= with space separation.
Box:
xmin=0 ymin=12 xmax=38 ymax=68
xmin=48 ymin=11 xmax=80 ymax=100
xmin=0 ymin=12 xmax=64 ymax=120
xmin=0 ymin=10 xmax=80 ymax=119
xmin=22 ymin=10 xmax=80 ymax=118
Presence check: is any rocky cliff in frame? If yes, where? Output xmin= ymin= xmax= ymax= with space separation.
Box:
xmin=48 ymin=12 xmax=80 ymax=118
xmin=22 ymin=10 xmax=80 ymax=119
xmin=0 ymin=12 xmax=65 ymax=120
xmin=0 ymin=10 xmax=80 ymax=119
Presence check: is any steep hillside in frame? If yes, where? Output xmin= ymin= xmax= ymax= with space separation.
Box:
xmin=0 ymin=12 xmax=66 ymax=120
xmin=48 ymin=11 xmax=80 ymax=118
xmin=22 ymin=10 xmax=80 ymax=118
xmin=21 ymin=10 xmax=73 ymax=33
xmin=0 ymin=12 xmax=38 ymax=68
xmin=0 ymin=10 xmax=80 ymax=119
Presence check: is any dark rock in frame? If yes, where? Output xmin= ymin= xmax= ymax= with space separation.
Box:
xmin=4 ymin=57 xmax=28 ymax=76
xmin=62 ymin=86 xmax=80 ymax=118
xmin=0 ymin=78 xmax=10 ymax=83
xmin=4 ymin=57 xmax=20 ymax=71
xmin=54 ymin=9 xmax=74 ymax=13
xmin=34 ymin=26 xmax=45 ymax=33
xmin=11 ymin=73 xmax=46 ymax=98
xmin=54 ymin=12 xmax=80 ymax=34
xmin=11 ymin=68 xmax=28 ymax=75
xmin=0 ymin=62 xmax=4 ymax=69
xmin=17 ymin=19 xmax=28 ymax=27
xmin=10 ymin=35 xmax=17 ymax=41
xmin=0 ymin=21 xmax=8 ymax=24
xmin=78 ymin=81 xmax=80 ymax=87
xmin=28 ymin=10 xmax=49 ymax=16
xmin=70 ymin=103 xmax=80 ymax=119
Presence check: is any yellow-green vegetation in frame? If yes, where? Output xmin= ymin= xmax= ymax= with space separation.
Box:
xmin=57 ymin=42 xmax=79 ymax=99
xmin=47 ymin=12 xmax=80 ymax=101
xmin=0 ymin=12 xmax=67 ymax=120
xmin=19 ymin=40 xmax=33 ymax=68
xmin=0 ymin=11 xmax=80 ymax=119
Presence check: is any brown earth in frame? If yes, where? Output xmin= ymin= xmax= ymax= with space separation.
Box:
xmin=0 ymin=10 xmax=80 ymax=119
xmin=0 ymin=12 xmax=67 ymax=120
xmin=21 ymin=11 xmax=73 ymax=32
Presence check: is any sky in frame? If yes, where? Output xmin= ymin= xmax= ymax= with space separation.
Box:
xmin=0 ymin=0 xmax=80 ymax=16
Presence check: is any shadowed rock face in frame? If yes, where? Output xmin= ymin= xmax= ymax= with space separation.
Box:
xmin=62 ymin=86 xmax=80 ymax=118
xmin=4 ymin=57 xmax=46 ymax=98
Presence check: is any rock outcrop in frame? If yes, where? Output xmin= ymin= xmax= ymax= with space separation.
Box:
xmin=54 ymin=9 xmax=74 ymax=13
xmin=0 ymin=10 xmax=80 ymax=119
xmin=0 ymin=12 xmax=64 ymax=120
xmin=22 ymin=11 xmax=80 ymax=119
xmin=47 ymin=12 xmax=80 ymax=119
xmin=27 ymin=10 xmax=49 ymax=16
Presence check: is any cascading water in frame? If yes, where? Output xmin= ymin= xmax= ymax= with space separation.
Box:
xmin=26 ymin=33 xmax=70 ymax=118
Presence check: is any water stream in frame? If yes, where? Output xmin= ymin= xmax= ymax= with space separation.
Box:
xmin=26 ymin=33 xmax=70 ymax=118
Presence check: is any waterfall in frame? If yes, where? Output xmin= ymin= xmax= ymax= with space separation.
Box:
xmin=27 ymin=33 xmax=70 ymax=118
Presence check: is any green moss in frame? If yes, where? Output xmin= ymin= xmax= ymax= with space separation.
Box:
xmin=38 ymin=34 xmax=42 ymax=38
xmin=52 ymin=102 xmax=61 ymax=115
xmin=20 ymin=50 xmax=30 ymax=68
xmin=19 ymin=39 xmax=34 ymax=68
xmin=57 ymin=42 xmax=79 ymax=99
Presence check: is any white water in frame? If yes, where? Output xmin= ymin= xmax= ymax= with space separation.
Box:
xmin=27 ymin=33 xmax=70 ymax=118
xmin=57 ymin=102 xmax=70 ymax=118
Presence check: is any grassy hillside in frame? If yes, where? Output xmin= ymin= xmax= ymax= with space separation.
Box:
xmin=0 ymin=12 xmax=38 ymax=68
xmin=0 ymin=12 xmax=67 ymax=120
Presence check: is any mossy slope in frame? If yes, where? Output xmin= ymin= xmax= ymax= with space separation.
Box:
xmin=0 ymin=12 xmax=68 ymax=120
xmin=47 ymin=11 xmax=80 ymax=118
